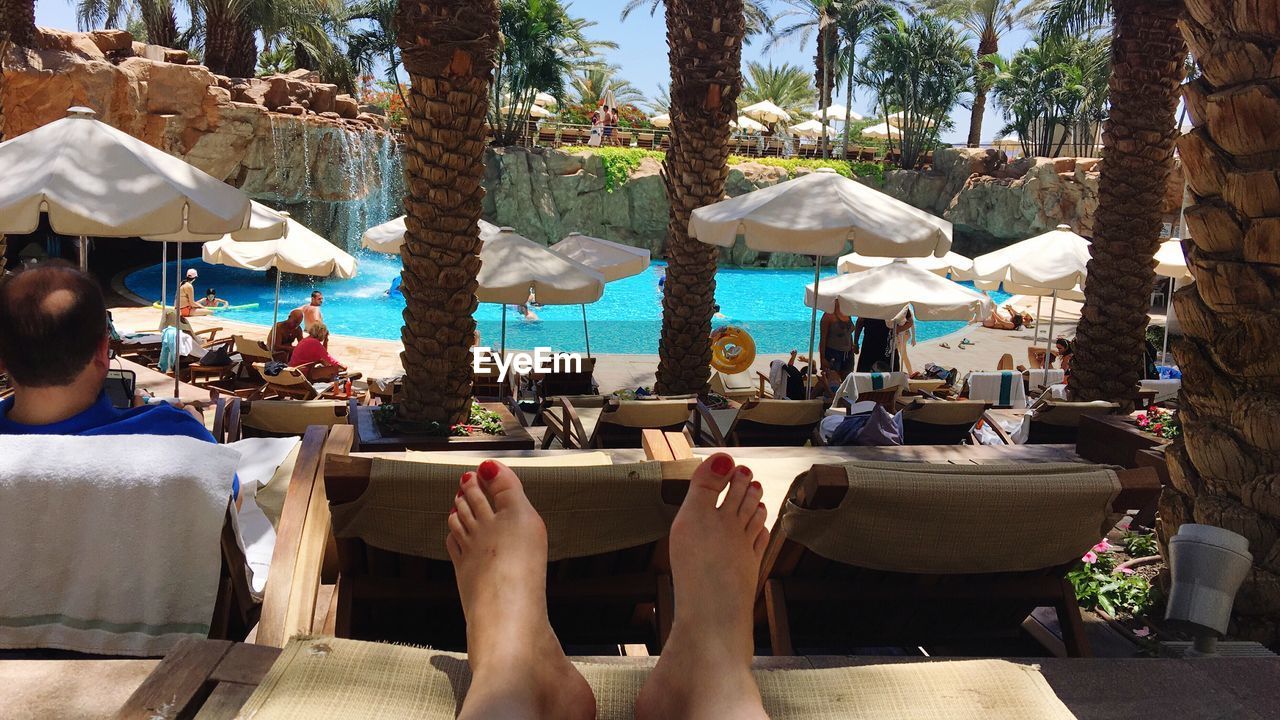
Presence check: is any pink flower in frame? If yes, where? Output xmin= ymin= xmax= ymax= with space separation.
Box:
xmin=1133 ymin=627 xmax=1151 ymax=638
xmin=1136 ymin=416 xmax=1150 ymax=427
xmin=1093 ymin=539 xmax=1111 ymax=553
xmin=1120 ymin=566 xmax=1135 ymax=575
xmin=1082 ymin=551 xmax=1098 ymax=564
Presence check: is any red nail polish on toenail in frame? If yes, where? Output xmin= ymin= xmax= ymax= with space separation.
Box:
xmin=456 ymin=489 xmax=463 ymax=498
xmin=750 ymin=480 xmax=761 ymax=490
xmin=478 ymin=460 xmax=500 ymax=481
xmin=460 ymin=472 xmax=472 ymax=485
xmin=450 ymin=507 xmax=457 ymax=514
xmin=759 ymin=502 xmax=766 ymax=511
xmin=740 ymin=467 xmax=753 ymax=479
xmin=711 ymin=454 xmax=734 ymax=475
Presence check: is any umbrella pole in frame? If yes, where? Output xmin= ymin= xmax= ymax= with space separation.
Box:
xmin=173 ymin=248 xmax=182 ymax=398
xmin=1034 ymin=296 xmax=1043 ymax=342
xmin=160 ymin=241 xmax=168 ymax=327
xmin=500 ymin=308 xmax=507 ymax=402
xmin=1043 ymin=291 xmax=1059 ymax=391
xmin=268 ymin=271 xmax=282 ymax=351
xmin=806 ymin=258 xmax=821 ymax=400
xmin=1162 ymin=276 xmax=1174 ymax=364
xmin=581 ymin=304 xmax=591 ymax=358
xmin=78 ymin=236 xmax=88 ymax=272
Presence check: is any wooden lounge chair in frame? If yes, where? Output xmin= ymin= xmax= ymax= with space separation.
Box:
xmin=636 ymin=131 xmax=655 ymax=148
xmin=535 ymin=356 xmax=597 ymax=408
xmin=252 ymin=362 xmax=360 ymax=401
xmin=658 ymin=133 xmax=671 ymax=150
xmin=256 ymin=429 xmax=702 ymax=653
xmin=702 ymin=398 xmax=825 ymax=447
xmin=213 ymin=395 xmax=353 ymax=440
xmin=899 ymin=399 xmax=991 ymax=445
xmin=537 ymin=126 xmax=558 ymax=146
xmin=542 ymin=396 xmax=697 ymax=449
xmin=756 ymin=461 xmax=1161 ymax=657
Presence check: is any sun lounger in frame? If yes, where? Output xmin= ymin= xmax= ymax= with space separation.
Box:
xmin=252 ymin=362 xmax=361 ymax=401
xmin=1139 ymin=378 xmax=1180 ymax=404
xmin=214 ymin=395 xmax=353 ymax=440
xmin=535 ymin=356 xmax=597 ymax=406
xmin=899 ymin=399 xmax=992 ymax=445
xmin=832 ymin=371 xmax=909 ymax=409
xmin=979 ymin=400 xmax=1122 ymax=445
xmin=543 ymin=396 xmax=697 ymax=449
xmin=756 ymin=461 xmax=1161 ymax=656
xmin=701 ymin=398 xmax=825 ymax=447
xmin=256 ymin=431 xmax=703 ymax=652
xmin=0 ymin=435 xmax=259 ymax=656
xmin=966 ymin=370 xmax=1028 ymax=408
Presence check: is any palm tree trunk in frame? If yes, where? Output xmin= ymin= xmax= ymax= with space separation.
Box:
xmin=1161 ymin=0 xmax=1280 ymax=648
xmin=1066 ymin=0 xmax=1184 ymax=406
xmin=655 ymin=0 xmax=744 ymax=396
xmin=841 ymin=47 xmax=855 ymax=158
xmin=0 ymin=0 xmax=37 ymax=49
xmin=395 ymin=0 xmax=499 ymax=426
xmin=967 ymin=35 xmax=998 ymax=149
xmin=141 ymin=0 xmax=179 ymax=49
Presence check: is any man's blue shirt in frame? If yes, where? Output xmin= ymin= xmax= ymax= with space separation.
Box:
xmin=0 ymin=390 xmax=239 ymax=498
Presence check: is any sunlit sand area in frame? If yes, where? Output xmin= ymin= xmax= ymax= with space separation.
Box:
xmin=1 ymin=0 xmax=1277 ymax=717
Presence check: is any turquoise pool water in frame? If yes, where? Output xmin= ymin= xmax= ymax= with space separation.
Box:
xmin=125 ymin=256 xmax=1007 ymax=354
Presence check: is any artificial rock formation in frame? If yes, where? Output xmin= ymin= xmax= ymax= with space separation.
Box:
xmin=1 ymin=29 xmax=397 ymax=247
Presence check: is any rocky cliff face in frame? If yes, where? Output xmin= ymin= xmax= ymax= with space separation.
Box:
xmin=1 ymin=29 xmax=401 ymax=249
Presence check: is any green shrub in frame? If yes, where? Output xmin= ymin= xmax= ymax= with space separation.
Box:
xmin=1123 ymin=531 xmax=1160 ymax=558
xmin=560 ymin=146 xmax=886 ymax=190
xmin=1066 ymin=540 xmax=1155 ymax=617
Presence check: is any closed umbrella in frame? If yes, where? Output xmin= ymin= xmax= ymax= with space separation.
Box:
xmin=741 ymin=101 xmax=791 ymax=125
xmin=202 ymin=215 xmax=358 ymax=349
xmin=971 ymin=224 xmax=1092 ymax=385
xmin=549 ymin=232 xmax=651 ymax=356
xmin=361 ymin=216 xmax=500 ymax=255
xmin=478 ymin=228 xmax=605 ymax=372
xmin=691 ymin=167 xmax=953 ymax=396
xmin=837 ymin=250 xmax=972 ymax=277
xmin=1153 ymin=238 xmax=1193 ymax=363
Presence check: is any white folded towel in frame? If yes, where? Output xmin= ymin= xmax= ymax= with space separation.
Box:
xmin=225 ymin=437 xmax=299 ymax=594
xmin=0 ymin=435 xmax=240 ymax=657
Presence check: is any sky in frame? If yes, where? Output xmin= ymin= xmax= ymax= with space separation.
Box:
xmin=34 ymin=0 xmax=1036 ymax=144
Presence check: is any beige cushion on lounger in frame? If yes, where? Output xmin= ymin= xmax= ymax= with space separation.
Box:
xmin=781 ymin=462 xmax=1121 ymax=574
xmin=329 ymin=458 xmax=675 ymax=562
xmin=241 ymin=399 xmax=349 ymax=435
xmin=241 ymin=636 xmax=1077 ymax=720
xmin=735 ymin=398 xmax=824 ymax=426
xmin=900 ymin=399 xmax=990 ymax=425
xmin=600 ymin=399 xmax=694 ymax=428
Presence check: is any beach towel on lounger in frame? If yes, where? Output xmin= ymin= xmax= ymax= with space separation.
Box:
xmin=0 ymin=435 xmax=240 ymax=656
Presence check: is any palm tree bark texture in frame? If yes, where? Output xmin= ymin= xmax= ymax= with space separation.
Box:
xmin=394 ymin=0 xmax=499 ymax=426
xmin=1161 ymin=0 xmax=1280 ymax=647
xmin=655 ymin=0 xmax=745 ymax=396
xmin=967 ymin=33 xmax=998 ymax=149
xmin=1067 ymin=0 xmax=1185 ymax=407
xmin=0 ymin=0 xmax=37 ymax=49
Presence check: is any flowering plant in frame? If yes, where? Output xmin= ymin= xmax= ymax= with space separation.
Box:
xmin=1066 ymin=538 xmax=1155 ymax=616
xmin=1135 ymin=405 xmax=1181 ymax=439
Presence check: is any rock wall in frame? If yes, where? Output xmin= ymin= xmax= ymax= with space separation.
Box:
xmin=1 ymin=29 xmax=401 ymax=249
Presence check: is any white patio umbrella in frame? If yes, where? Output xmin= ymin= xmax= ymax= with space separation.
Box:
xmin=202 ymin=214 xmax=358 ymax=349
xmin=741 ymin=101 xmax=791 ymax=125
xmin=818 ymin=104 xmax=864 ymax=122
xmin=790 ymin=119 xmax=837 ymax=139
xmin=806 ymin=260 xmax=993 ymax=372
xmin=533 ymin=92 xmax=558 ymax=107
xmin=549 ymin=232 xmax=651 ymax=357
xmin=860 ymin=122 xmax=896 ymax=140
xmin=837 ymin=250 xmax=973 ymax=278
xmin=0 ymin=107 xmax=255 ymax=397
xmin=690 ymin=167 xmax=953 ymax=396
xmin=478 ymin=228 xmax=605 ymax=366
xmin=886 ymin=111 xmax=936 ymax=128
xmin=361 ymin=216 xmax=501 ymax=255
xmin=971 ymin=223 xmax=1092 ymax=384
xmin=501 ymin=103 xmax=555 ymax=119
xmin=650 ymin=113 xmax=671 ymax=128
xmin=734 ymin=115 xmax=767 ymax=133
xmin=1153 ymin=238 xmax=1193 ymax=362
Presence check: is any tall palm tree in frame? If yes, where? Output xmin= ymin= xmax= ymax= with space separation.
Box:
xmin=655 ymin=0 xmax=744 ymax=396
xmin=739 ymin=61 xmax=817 ymax=123
xmin=0 ymin=0 xmax=38 ymax=49
xmin=925 ymin=0 xmax=1038 ymax=148
xmin=833 ymin=0 xmax=897 ymax=154
xmin=1045 ymin=0 xmax=1186 ymax=407
xmin=772 ymin=0 xmax=839 ymax=155
xmin=1162 ymin=0 xmax=1280 ymax=646
xmin=346 ymin=0 xmax=406 ymax=104
xmin=490 ymin=0 xmax=592 ymax=146
xmin=620 ymin=0 xmax=773 ymax=43
xmin=76 ymin=0 xmax=182 ymax=48
xmin=570 ymin=66 xmax=646 ymax=107
xmin=394 ymin=0 xmax=500 ymax=427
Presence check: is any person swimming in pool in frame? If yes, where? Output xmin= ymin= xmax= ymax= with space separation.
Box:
xmin=194 ymin=288 xmax=230 ymax=312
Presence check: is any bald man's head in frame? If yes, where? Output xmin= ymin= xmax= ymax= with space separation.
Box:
xmin=0 ymin=262 xmax=108 ymax=387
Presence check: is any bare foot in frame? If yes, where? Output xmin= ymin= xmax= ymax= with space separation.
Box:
xmin=447 ymin=460 xmax=596 ymax=720
xmin=636 ymin=453 xmax=770 ymax=720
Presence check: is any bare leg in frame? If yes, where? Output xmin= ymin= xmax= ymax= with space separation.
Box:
xmin=447 ymin=461 xmax=596 ymax=720
xmin=636 ymin=453 xmax=770 ymax=720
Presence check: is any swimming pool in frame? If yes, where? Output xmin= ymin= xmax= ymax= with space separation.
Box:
xmin=124 ymin=256 xmax=1008 ymax=354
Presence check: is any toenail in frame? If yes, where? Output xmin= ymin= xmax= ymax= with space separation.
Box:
xmin=456 ymin=489 xmax=463 ymax=498
xmin=739 ymin=466 xmax=753 ymax=479
xmin=478 ymin=460 xmax=501 ymax=481
xmin=460 ymin=471 xmax=473 ymax=486
xmin=710 ymin=454 xmax=734 ymax=475
xmin=750 ymin=480 xmax=761 ymax=491
xmin=450 ymin=507 xmax=457 ymax=514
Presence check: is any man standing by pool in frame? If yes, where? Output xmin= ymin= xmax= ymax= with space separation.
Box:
xmin=295 ymin=291 xmax=325 ymax=334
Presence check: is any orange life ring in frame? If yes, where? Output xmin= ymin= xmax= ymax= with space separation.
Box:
xmin=710 ymin=326 xmax=756 ymax=374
